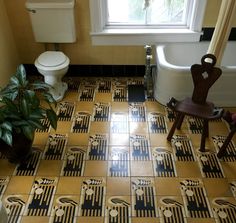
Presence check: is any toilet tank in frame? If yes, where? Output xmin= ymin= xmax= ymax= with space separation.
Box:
xmin=26 ymin=0 xmax=76 ymax=43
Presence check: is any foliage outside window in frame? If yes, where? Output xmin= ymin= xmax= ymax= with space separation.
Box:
xmin=107 ymin=0 xmax=188 ymax=27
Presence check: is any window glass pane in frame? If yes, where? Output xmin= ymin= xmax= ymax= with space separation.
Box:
xmin=107 ymin=0 xmax=145 ymax=24
xmin=149 ymin=0 xmax=187 ymax=24
xmin=107 ymin=0 xmax=187 ymax=25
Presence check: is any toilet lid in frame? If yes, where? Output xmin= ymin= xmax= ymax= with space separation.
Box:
xmin=37 ymin=51 xmax=67 ymax=67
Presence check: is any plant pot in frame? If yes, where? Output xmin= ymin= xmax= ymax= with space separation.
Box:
xmin=0 ymin=132 xmax=33 ymax=164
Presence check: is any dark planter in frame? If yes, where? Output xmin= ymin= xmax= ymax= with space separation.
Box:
xmin=0 ymin=132 xmax=33 ymax=164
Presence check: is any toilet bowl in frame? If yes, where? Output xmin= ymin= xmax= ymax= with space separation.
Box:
xmin=35 ymin=51 xmax=69 ymax=101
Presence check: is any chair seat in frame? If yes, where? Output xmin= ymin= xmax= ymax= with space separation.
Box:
xmin=168 ymin=97 xmax=223 ymax=120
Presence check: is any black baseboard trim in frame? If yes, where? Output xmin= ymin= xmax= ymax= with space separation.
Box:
xmin=23 ymin=64 xmax=145 ymax=77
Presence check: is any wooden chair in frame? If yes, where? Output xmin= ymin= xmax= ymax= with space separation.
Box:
xmin=217 ymin=111 xmax=236 ymax=158
xmin=167 ymin=54 xmax=224 ymax=152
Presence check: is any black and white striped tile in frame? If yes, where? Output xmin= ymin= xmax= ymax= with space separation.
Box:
xmin=152 ymin=147 xmax=177 ymax=177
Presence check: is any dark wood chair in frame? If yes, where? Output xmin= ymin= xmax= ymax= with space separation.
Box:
xmin=217 ymin=111 xmax=236 ymax=158
xmin=167 ymin=54 xmax=224 ymax=152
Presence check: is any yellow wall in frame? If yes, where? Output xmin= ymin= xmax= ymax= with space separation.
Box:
xmin=4 ymin=0 xmax=145 ymax=65
xmin=2 ymin=0 xmax=235 ymax=66
xmin=203 ymin=0 xmax=236 ymax=27
xmin=0 ymin=0 xmax=20 ymax=86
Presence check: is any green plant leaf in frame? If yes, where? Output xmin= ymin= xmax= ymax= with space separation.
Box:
xmin=29 ymin=111 xmax=45 ymax=120
xmin=20 ymin=98 xmax=30 ymax=118
xmin=17 ymin=64 xmax=27 ymax=86
xmin=31 ymin=81 xmax=50 ymax=91
xmin=0 ymin=86 xmax=18 ymax=101
xmin=24 ymin=90 xmax=36 ymax=100
xmin=46 ymin=109 xmax=58 ymax=130
xmin=12 ymin=120 xmax=29 ymax=127
xmin=43 ymin=92 xmax=57 ymax=106
xmin=24 ymin=90 xmax=40 ymax=108
xmin=22 ymin=125 xmax=34 ymax=140
xmin=2 ymin=97 xmax=18 ymax=112
xmin=2 ymin=130 xmax=12 ymax=146
xmin=0 ymin=112 xmax=5 ymax=122
xmin=1 ymin=121 xmax=12 ymax=131
xmin=6 ymin=113 xmax=21 ymax=120
xmin=10 ymin=76 xmax=20 ymax=87
xmin=27 ymin=119 xmax=44 ymax=130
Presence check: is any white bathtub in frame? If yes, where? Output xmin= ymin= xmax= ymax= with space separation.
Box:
xmin=154 ymin=42 xmax=236 ymax=107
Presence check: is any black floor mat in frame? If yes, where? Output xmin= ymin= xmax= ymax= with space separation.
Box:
xmin=128 ymin=85 xmax=145 ymax=102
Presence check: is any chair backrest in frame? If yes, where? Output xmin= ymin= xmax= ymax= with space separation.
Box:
xmin=190 ymin=54 xmax=222 ymax=104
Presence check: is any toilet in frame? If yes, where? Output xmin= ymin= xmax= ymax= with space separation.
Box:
xmin=34 ymin=51 xmax=69 ymax=101
xmin=26 ymin=0 xmax=76 ymax=101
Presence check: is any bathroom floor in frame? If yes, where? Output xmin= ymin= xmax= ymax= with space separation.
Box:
xmin=1 ymin=76 xmax=236 ymax=223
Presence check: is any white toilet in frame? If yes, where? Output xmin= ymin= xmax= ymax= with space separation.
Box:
xmin=26 ymin=0 xmax=76 ymax=101
xmin=34 ymin=51 xmax=69 ymax=101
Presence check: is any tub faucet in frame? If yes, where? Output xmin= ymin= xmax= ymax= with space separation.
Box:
xmin=144 ymin=45 xmax=154 ymax=98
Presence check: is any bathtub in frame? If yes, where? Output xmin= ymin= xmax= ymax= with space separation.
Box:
xmin=154 ymin=42 xmax=236 ymax=107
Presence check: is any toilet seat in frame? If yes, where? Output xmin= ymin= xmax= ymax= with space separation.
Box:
xmin=38 ymin=51 xmax=67 ymax=67
xmin=35 ymin=51 xmax=70 ymax=71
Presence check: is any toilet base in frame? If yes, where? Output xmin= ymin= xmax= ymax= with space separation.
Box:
xmin=49 ymin=82 xmax=68 ymax=102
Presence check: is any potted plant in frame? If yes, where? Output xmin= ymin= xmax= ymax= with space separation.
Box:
xmin=0 ymin=64 xmax=58 ymax=163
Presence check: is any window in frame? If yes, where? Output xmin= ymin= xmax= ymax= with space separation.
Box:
xmin=89 ymin=0 xmax=207 ymax=45
xmin=107 ymin=0 xmax=188 ymax=27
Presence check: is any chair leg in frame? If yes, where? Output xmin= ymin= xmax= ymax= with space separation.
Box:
xmin=167 ymin=113 xmax=182 ymax=141
xmin=217 ymin=129 xmax=236 ymax=158
xmin=176 ymin=114 xmax=185 ymax=130
xmin=199 ymin=120 xmax=208 ymax=152
xmin=205 ymin=121 xmax=209 ymax=137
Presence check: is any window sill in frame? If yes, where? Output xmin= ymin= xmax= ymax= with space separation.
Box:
xmin=90 ymin=29 xmax=203 ymax=45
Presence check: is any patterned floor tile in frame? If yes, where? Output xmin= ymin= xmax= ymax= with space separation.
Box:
xmin=57 ymin=101 xmax=75 ymax=121
xmin=148 ymin=112 xmax=167 ymax=133
xmin=196 ymin=151 xmax=224 ymax=178
xmin=43 ymin=134 xmax=68 ymax=160
xmin=171 ymin=135 xmax=196 ymax=161
xmin=0 ymin=76 xmax=235 ymax=223
xmin=0 ymin=177 xmax=9 ymax=199
xmin=87 ymin=134 xmax=109 ymax=160
xmin=13 ymin=148 xmax=42 ymax=176
xmin=131 ymin=177 xmax=158 ymax=217
xmin=78 ymin=178 xmax=106 ymax=217
xmin=211 ymin=197 xmax=236 ymax=223
xmin=158 ymin=196 xmax=187 ymax=223
xmin=128 ymin=103 xmax=146 ymax=122
xmin=105 ymin=196 xmax=131 ymax=223
xmin=49 ymin=195 xmax=79 ymax=223
xmin=4 ymin=195 xmax=27 ymax=223
xmin=24 ymin=177 xmax=58 ymax=216
xmin=71 ymin=112 xmax=91 ymax=133
xmin=152 ymin=147 xmax=177 ymax=177
xmin=180 ymin=179 xmax=213 ymax=218
xmin=93 ymin=102 xmax=110 ymax=121
xmin=212 ymin=135 xmax=236 ymax=162
xmin=61 ymin=146 xmax=86 ymax=176
xmin=130 ymin=134 xmax=151 ymax=161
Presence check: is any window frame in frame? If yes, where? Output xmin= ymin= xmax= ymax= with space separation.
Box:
xmin=89 ymin=0 xmax=207 ymax=45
